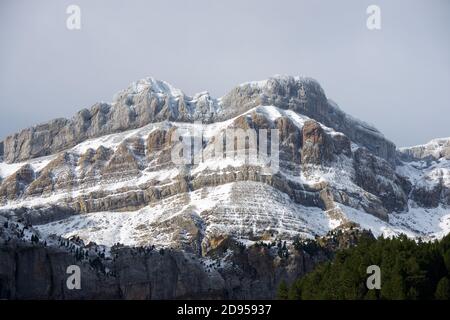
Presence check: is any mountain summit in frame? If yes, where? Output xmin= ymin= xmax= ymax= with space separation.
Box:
xmin=1 ymin=75 xmax=395 ymax=165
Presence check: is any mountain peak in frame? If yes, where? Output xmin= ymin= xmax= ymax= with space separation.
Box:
xmin=121 ymin=77 xmax=185 ymax=98
xmin=400 ymin=137 xmax=450 ymax=161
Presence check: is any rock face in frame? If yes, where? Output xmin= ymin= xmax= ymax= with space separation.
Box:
xmin=398 ymin=138 xmax=450 ymax=208
xmin=2 ymin=76 xmax=395 ymax=165
xmin=2 ymin=217 xmax=370 ymax=300
xmin=0 ymin=235 xmax=332 ymax=300
xmin=353 ymin=148 xmax=408 ymax=218
xmin=0 ymin=165 xmax=35 ymax=201
xmin=301 ymin=120 xmax=334 ymax=165
xmin=0 ymin=243 xmax=118 ymax=299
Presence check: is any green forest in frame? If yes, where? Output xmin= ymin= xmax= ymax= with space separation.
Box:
xmin=279 ymin=233 xmax=450 ymax=300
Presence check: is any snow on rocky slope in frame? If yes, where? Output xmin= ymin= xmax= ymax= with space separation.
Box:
xmin=0 ymin=76 xmax=449 ymax=254
xmin=399 ymin=137 xmax=450 ymax=161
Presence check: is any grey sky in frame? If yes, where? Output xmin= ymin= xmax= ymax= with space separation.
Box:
xmin=0 ymin=0 xmax=449 ymax=147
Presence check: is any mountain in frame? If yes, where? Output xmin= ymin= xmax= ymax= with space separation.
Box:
xmin=0 ymin=75 xmax=449 ymax=299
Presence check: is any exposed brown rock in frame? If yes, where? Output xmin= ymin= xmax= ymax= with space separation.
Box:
xmin=275 ymin=116 xmax=302 ymax=166
xmin=0 ymin=164 xmax=35 ymax=200
xmin=301 ymin=120 xmax=334 ymax=165
xmin=102 ymin=143 xmax=141 ymax=178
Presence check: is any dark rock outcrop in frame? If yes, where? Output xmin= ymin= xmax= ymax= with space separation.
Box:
xmin=0 ymin=217 xmax=373 ymax=300
xmin=353 ymin=148 xmax=408 ymax=216
xmin=0 ymin=238 xmax=324 ymax=300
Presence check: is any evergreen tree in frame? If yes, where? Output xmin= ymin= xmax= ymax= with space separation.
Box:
xmin=435 ymin=277 xmax=450 ymax=300
xmin=443 ymin=249 xmax=450 ymax=272
xmin=283 ymin=234 xmax=450 ymax=300
xmin=277 ymin=280 xmax=289 ymax=300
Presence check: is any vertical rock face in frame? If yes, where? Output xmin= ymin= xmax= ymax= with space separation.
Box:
xmin=0 ymin=244 xmax=120 ymax=299
xmin=411 ymin=185 xmax=442 ymax=208
xmin=0 ymin=219 xmax=372 ymax=300
xmin=353 ymin=148 xmax=408 ymax=216
xmin=275 ymin=116 xmax=303 ymax=166
xmin=1 ymin=76 xmax=396 ymax=165
xmin=4 ymin=118 xmax=71 ymax=163
xmin=0 ymin=235 xmax=334 ymax=299
xmin=408 ymin=174 xmax=450 ymax=209
xmin=301 ymin=120 xmax=334 ymax=165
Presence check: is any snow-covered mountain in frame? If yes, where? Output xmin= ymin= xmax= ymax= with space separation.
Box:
xmin=399 ymin=137 xmax=450 ymax=161
xmin=0 ymin=75 xmax=449 ymax=299
xmin=0 ymin=75 xmax=449 ymax=249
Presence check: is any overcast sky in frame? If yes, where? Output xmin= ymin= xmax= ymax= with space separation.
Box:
xmin=0 ymin=0 xmax=449 ymax=147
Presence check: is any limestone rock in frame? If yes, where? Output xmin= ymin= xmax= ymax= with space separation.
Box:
xmin=0 ymin=164 xmax=35 ymax=200
xmin=301 ymin=120 xmax=334 ymax=165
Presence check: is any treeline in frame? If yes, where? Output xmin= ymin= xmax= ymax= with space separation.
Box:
xmin=279 ymin=233 xmax=450 ymax=300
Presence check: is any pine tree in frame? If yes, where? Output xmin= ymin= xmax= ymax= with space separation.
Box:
xmin=277 ymin=280 xmax=289 ymax=300
xmin=288 ymin=234 xmax=450 ymax=300
xmin=443 ymin=249 xmax=450 ymax=272
xmin=435 ymin=277 xmax=450 ymax=300
xmin=31 ymin=234 xmax=39 ymax=243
